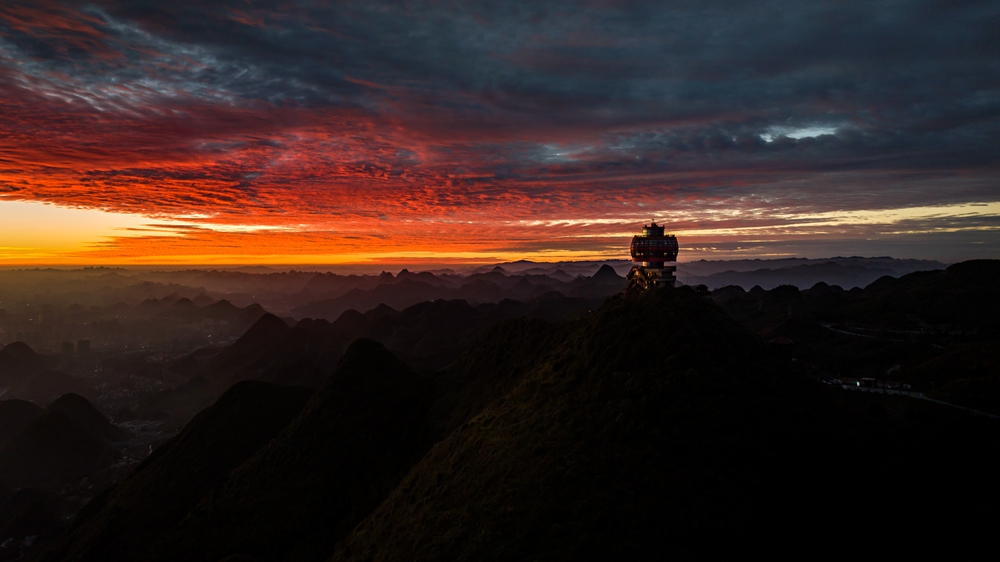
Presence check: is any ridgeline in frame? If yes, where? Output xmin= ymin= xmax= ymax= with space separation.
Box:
xmin=39 ymin=275 xmax=1000 ymax=560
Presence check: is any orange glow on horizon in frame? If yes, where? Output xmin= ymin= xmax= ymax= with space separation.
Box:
xmin=1 ymin=1 xmax=998 ymax=266
xmin=3 ymin=197 xmax=997 ymax=266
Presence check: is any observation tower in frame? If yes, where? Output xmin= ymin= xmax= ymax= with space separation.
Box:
xmin=626 ymin=222 xmax=678 ymax=290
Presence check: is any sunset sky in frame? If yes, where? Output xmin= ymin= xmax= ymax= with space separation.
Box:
xmin=1 ymin=1 xmax=998 ymax=265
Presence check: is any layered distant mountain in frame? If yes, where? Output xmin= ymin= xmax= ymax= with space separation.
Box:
xmin=0 ymin=258 xmax=944 ymax=330
xmin=676 ymin=256 xmax=945 ymax=290
xmin=6 ymin=259 xmax=997 ymax=560
xmin=282 ymin=257 xmax=947 ymax=320
xmin=135 ymin=295 xmax=268 ymax=332
xmin=137 ymin=292 xmax=606 ymax=426
xmin=46 ymin=267 xmax=1000 ymax=561
xmin=290 ymin=264 xmax=626 ymax=320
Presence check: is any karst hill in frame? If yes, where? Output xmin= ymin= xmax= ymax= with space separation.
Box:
xmin=44 ymin=284 xmax=1000 ymax=561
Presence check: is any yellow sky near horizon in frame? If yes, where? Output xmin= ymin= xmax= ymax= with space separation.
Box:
xmin=1 ymin=198 xmax=998 ymax=265
xmin=0 ymin=200 xmax=155 ymax=260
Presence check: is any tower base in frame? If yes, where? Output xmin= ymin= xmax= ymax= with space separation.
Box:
xmin=625 ymin=265 xmax=676 ymax=291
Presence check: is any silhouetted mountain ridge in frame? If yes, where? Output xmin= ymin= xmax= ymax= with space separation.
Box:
xmin=0 ymin=342 xmax=48 ymax=387
xmin=47 ymin=281 xmax=1000 ymax=560
xmin=139 ymin=294 xmax=604 ymax=427
xmin=713 ymin=259 xmax=1000 ymax=412
xmin=151 ymin=340 xmax=433 ymax=562
xmin=0 ymin=409 xmax=114 ymax=490
xmin=291 ymin=267 xmax=625 ymax=320
xmin=0 ymin=342 xmax=90 ymax=404
xmin=679 ymin=256 xmax=946 ymax=290
xmin=48 ymin=394 xmax=128 ymax=444
xmin=47 ymin=381 xmax=312 ymax=562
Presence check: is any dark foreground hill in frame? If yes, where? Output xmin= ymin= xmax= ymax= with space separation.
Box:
xmin=47 ymin=382 xmax=312 ymax=562
xmin=45 ymin=286 xmax=1000 ymax=560
xmin=0 ymin=393 xmax=127 ymax=492
xmin=332 ymin=289 xmax=998 ymax=560
xmin=714 ymin=259 xmax=1000 ymax=412
xmin=138 ymin=295 xmax=601 ymax=427
xmin=153 ymin=340 xmax=433 ymax=562
xmin=0 ymin=399 xmax=43 ymax=449
xmin=1 ymin=486 xmax=61 ymax=559
xmin=0 ymin=410 xmax=114 ymax=491
xmin=0 ymin=392 xmax=133 ymax=560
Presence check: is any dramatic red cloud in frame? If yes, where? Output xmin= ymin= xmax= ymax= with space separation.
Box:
xmin=1 ymin=1 xmax=998 ymax=263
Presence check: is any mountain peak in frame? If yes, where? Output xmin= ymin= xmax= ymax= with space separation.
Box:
xmin=169 ymin=298 xmax=196 ymax=310
xmin=0 ymin=341 xmax=46 ymax=381
xmin=192 ymin=293 xmax=215 ymax=306
xmin=335 ymin=338 xmax=411 ymax=376
xmin=0 ymin=341 xmax=38 ymax=361
xmin=592 ymin=264 xmax=621 ymax=281
xmin=241 ymin=313 xmax=290 ymax=340
xmin=0 ymin=410 xmax=114 ymax=489
xmin=150 ymin=338 xmax=431 ymax=562
xmin=48 ymin=393 xmax=127 ymax=443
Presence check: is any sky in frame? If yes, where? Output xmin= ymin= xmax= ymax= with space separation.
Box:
xmin=0 ymin=0 xmax=998 ymax=265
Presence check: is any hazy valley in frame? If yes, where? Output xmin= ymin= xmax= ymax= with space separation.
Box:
xmin=0 ymin=258 xmax=996 ymax=559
